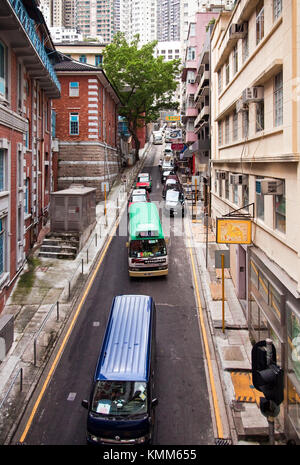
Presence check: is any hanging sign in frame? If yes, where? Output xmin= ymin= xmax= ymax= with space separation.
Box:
xmin=216 ymin=217 xmax=252 ymax=244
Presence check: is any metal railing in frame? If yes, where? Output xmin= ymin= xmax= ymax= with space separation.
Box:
xmin=0 ymin=142 xmax=152 ymax=418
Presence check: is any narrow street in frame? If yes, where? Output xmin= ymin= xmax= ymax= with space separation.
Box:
xmin=12 ymin=144 xmax=215 ymax=445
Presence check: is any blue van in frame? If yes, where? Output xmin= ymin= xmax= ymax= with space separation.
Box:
xmin=82 ymin=295 xmax=157 ymax=445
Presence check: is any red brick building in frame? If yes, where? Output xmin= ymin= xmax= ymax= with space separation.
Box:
xmin=52 ymin=58 xmax=121 ymax=201
xmin=0 ymin=0 xmax=60 ymax=313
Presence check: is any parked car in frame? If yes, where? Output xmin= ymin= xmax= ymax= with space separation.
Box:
xmin=161 ymin=169 xmax=175 ymax=184
xmin=135 ymin=173 xmax=152 ymax=191
xmin=128 ymin=189 xmax=150 ymax=211
xmin=161 ymin=159 xmax=174 ymax=171
xmin=162 ymin=176 xmax=181 ymax=198
xmin=164 ymin=189 xmax=185 ymax=217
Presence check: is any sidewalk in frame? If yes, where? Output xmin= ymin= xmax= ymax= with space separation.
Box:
xmin=0 ymin=145 xmax=283 ymax=445
xmin=182 ymin=188 xmax=284 ymax=444
xmin=0 ymin=144 xmax=151 ymax=445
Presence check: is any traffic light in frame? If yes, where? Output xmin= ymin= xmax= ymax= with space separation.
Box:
xmin=259 ymin=398 xmax=280 ymax=418
xmin=251 ymin=340 xmax=276 ymax=392
xmin=257 ymin=363 xmax=284 ymax=405
xmin=251 ymin=340 xmax=284 ymax=417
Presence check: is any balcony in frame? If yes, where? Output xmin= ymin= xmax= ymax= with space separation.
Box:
xmin=195 ymin=87 xmax=209 ymax=108
xmin=2 ymin=0 xmax=60 ymax=97
xmin=195 ymin=72 xmax=209 ymax=100
xmin=185 ymin=107 xmax=198 ymax=118
xmin=194 ymin=105 xmax=209 ymax=128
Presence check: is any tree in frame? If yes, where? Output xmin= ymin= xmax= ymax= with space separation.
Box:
xmin=102 ymin=33 xmax=181 ymax=161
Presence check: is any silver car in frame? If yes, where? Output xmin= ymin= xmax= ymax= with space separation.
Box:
xmin=164 ymin=189 xmax=185 ymax=217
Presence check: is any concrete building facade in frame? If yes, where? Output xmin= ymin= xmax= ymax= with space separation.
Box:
xmin=0 ymin=0 xmax=60 ymax=313
xmin=54 ymin=42 xmax=106 ymax=68
xmin=52 ymin=58 xmax=121 ymax=201
xmin=210 ymin=0 xmax=300 ymax=442
xmin=181 ymin=12 xmax=219 ymax=146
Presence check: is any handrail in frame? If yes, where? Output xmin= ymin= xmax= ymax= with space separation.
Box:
xmin=0 ymin=367 xmax=23 ymax=411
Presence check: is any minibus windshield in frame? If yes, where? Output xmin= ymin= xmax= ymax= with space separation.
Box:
xmin=91 ymin=381 xmax=148 ymax=417
xmin=129 ymin=239 xmax=166 ymax=258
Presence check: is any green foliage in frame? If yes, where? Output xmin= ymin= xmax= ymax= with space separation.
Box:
xmin=103 ymin=33 xmax=181 ymax=147
xmin=13 ymin=256 xmax=41 ymax=298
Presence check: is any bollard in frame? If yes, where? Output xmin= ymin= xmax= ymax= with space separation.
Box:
xmin=81 ymin=258 xmax=84 ymax=274
xmin=95 ymin=233 xmax=97 ymax=247
xmin=56 ymin=301 xmax=59 ymax=321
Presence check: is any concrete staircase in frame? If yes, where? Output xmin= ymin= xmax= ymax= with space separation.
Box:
xmin=39 ymin=233 xmax=80 ymax=260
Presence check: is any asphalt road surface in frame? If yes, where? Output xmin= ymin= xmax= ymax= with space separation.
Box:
xmin=14 ymin=144 xmax=215 ymax=445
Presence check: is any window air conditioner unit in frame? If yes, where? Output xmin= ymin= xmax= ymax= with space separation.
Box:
xmin=242 ymin=87 xmax=264 ymax=103
xmin=230 ymin=174 xmax=248 ymax=185
xmin=236 ymin=98 xmax=248 ymax=113
xmin=216 ymin=171 xmax=226 ymax=180
xmin=257 ymin=178 xmax=284 ymax=195
xmin=229 ymin=22 xmax=248 ymax=39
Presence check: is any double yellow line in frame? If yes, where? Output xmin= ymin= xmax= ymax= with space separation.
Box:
xmin=187 ymin=236 xmax=224 ymax=440
xmin=19 ymin=221 xmax=119 ymax=443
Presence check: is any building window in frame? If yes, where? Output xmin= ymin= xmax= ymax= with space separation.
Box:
xmin=25 ymin=178 xmax=29 ymax=214
xmin=70 ymin=113 xmax=79 ymax=135
xmin=242 ymin=29 xmax=249 ymax=62
xmin=69 ymin=82 xmax=79 ymax=97
xmin=273 ymin=0 xmax=282 ymax=21
xmin=225 ymin=115 xmax=230 ymax=144
xmin=187 ymin=47 xmax=195 ymax=61
xmin=0 ymin=218 xmax=5 ymax=274
xmin=274 ymin=181 xmax=285 ymax=233
xmin=256 ymin=177 xmax=264 ymax=220
xmin=232 ymin=183 xmax=238 ymax=205
xmin=242 ymin=109 xmax=249 ymax=138
xmin=225 ymin=173 xmax=229 ymax=200
xmin=233 ymin=110 xmax=238 ymax=140
xmin=17 ymin=63 xmax=22 ymax=109
xmin=218 ymin=121 xmax=222 ymax=146
xmin=274 ymin=71 xmax=283 ymax=127
xmin=79 ymin=55 xmax=87 ymax=63
xmin=233 ymin=44 xmax=238 ymax=75
xmin=0 ymin=149 xmax=6 ymax=191
xmin=256 ymin=101 xmax=264 ymax=132
xmin=95 ymin=55 xmax=103 ymax=66
xmin=18 ymin=150 xmax=23 ymax=188
xmin=0 ymin=41 xmax=7 ymax=99
xmin=225 ymin=60 xmax=230 ymax=85
xmin=218 ymin=69 xmax=222 ymax=95
xmin=256 ymin=1 xmax=264 ymax=45
xmin=242 ymin=176 xmax=249 ymax=211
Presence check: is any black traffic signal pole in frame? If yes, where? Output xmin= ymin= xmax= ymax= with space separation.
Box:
xmin=251 ymin=338 xmax=284 ymax=445
xmin=265 ymin=339 xmax=275 ymax=445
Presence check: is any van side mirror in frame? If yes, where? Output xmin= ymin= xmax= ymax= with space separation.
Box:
xmin=81 ymin=400 xmax=89 ymax=409
xmin=152 ymin=398 xmax=158 ymax=407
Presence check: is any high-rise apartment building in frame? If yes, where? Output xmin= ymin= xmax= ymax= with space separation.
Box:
xmin=157 ymin=0 xmax=180 ymax=42
xmin=64 ymin=0 xmax=77 ymax=29
xmin=77 ymin=0 xmax=115 ymax=42
xmin=119 ymin=0 xmax=157 ymax=46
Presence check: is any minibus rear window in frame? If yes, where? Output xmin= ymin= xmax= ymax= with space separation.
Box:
xmin=91 ymin=381 xmax=147 ymax=417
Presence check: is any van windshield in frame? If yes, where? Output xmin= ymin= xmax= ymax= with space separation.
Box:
xmin=129 ymin=239 xmax=167 ymax=258
xmin=91 ymin=381 xmax=148 ymax=417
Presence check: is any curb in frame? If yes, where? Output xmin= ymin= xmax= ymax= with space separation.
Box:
xmin=0 ymin=143 xmax=152 ymax=445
